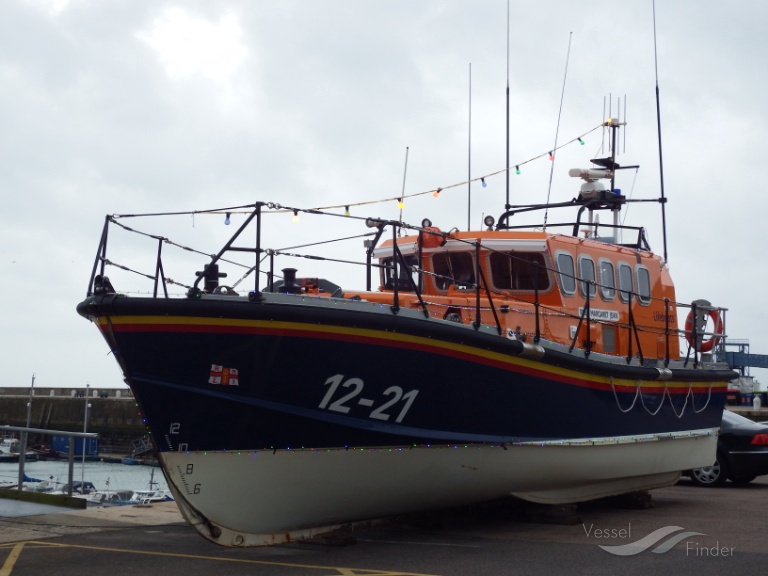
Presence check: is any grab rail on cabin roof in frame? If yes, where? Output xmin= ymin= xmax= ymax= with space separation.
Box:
xmin=496 ymin=196 xmax=659 ymax=251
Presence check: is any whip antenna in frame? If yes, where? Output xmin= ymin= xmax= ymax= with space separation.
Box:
xmin=467 ymin=63 xmax=472 ymax=231
xmin=653 ymin=0 xmax=669 ymax=262
xmin=398 ymin=146 xmax=409 ymax=235
xmin=543 ymin=31 xmax=573 ymax=230
xmin=505 ymin=0 xmax=510 ymax=210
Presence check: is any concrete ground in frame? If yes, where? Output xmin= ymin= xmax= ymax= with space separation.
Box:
xmin=1 ymin=476 xmax=765 ymax=575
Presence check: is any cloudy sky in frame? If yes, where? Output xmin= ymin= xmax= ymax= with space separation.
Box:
xmin=2 ymin=0 xmax=767 ymax=390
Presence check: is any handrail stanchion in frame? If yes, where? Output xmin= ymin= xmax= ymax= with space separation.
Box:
xmin=533 ymin=263 xmax=541 ymax=343
xmin=268 ymin=250 xmax=274 ymax=291
xmin=664 ymin=298 xmax=670 ymax=367
xmin=586 ymin=284 xmax=593 ymax=356
xmin=87 ymin=216 xmax=111 ymax=296
xmin=691 ymin=301 xmax=699 ymax=368
xmin=391 ymin=224 xmax=400 ymax=314
xmin=153 ymin=237 xmax=169 ymax=298
xmin=626 ymin=292 xmax=634 ymax=363
xmin=254 ymin=204 xmax=262 ymax=295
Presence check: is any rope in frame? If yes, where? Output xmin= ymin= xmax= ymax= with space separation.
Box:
xmin=610 ymin=377 xmax=640 ymax=413
xmin=690 ymin=382 xmax=714 ymax=414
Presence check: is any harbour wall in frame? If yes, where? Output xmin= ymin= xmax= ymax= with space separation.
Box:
xmin=0 ymin=388 xmax=144 ymax=453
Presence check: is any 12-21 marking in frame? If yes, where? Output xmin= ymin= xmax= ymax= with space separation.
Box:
xmin=318 ymin=374 xmax=419 ymax=423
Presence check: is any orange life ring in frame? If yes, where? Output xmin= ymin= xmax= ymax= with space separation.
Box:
xmin=684 ymin=306 xmax=723 ymax=353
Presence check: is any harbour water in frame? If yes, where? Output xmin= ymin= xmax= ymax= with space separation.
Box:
xmin=0 ymin=459 xmax=169 ymax=494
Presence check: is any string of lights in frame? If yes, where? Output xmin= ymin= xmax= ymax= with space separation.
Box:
xmin=299 ymin=124 xmax=600 ymax=216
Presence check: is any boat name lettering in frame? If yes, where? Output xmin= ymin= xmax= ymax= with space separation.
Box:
xmin=577 ymin=308 xmax=620 ymax=322
xmin=318 ymin=374 xmax=419 ymax=423
xmin=653 ymin=311 xmax=676 ymax=323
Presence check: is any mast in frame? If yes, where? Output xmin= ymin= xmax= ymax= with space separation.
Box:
xmin=653 ymin=0 xmax=670 ymax=262
xmin=505 ymin=0 xmax=510 ymax=210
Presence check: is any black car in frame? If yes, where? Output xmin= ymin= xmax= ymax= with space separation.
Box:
xmin=686 ymin=410 xmax=768 ymax=487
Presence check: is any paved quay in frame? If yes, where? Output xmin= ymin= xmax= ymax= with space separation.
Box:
xmin=1 ymin=477 xmax=765 ymax=576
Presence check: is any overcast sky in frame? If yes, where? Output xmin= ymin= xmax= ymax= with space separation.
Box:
xmin=2 ymin=0 xmax=767 ymax=390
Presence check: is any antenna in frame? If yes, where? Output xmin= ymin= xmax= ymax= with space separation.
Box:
xmin=505 ymin=0 xmax=510 ymax=210
xmin=398 ymin=146 xmax=409 ymax=235
xmin=653 ymin=0 xmax=669 ymax=262
xmin=467 ymin=62 xmax=472 ymax=231
xmin=623 ymin=94 xmax=627 ymax=153
xmin=601 ymin=97 xmax=606 ymax=154
xmin=616 ymin=95 xmax=620 ymax=156
xmin=543 ymin=31 xmax=573 ymax=230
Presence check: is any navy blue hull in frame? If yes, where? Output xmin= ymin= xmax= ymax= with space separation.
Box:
xmin=79 ymin=294 xmax=729 ymax=453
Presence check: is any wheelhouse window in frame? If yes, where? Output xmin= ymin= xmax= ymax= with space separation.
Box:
xmin=636 ymin=266 xmax=651 ymax=305
xmin=489 ymin=252 xmax=550 ymax=291
xmin=432 ymin=252 xmax=475 ymax=290
xmin=598 ymin=259 xmax=616 ymax=301
xmin=555 ymin=251 xmax=576 ymax=295
xmin=618 ymin=262 xmax=634 ymax=303
xmin=381 ymin=255 xmax=417 ymax=291
xmin=578 ymin=256 xmax=596 ymax=299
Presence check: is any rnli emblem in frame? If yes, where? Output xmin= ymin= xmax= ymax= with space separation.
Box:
xmin=208 ymin=364 xmax=239 ymax=386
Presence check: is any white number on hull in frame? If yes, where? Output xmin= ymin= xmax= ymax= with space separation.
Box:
xmin=319 ymin=374 xmax=419 ymax=423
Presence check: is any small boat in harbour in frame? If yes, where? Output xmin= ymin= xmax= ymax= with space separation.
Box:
xmin=76 ymin=119 xmax=736 ymax=546
xmin=0 ymin=437 xmax=39 ymax=463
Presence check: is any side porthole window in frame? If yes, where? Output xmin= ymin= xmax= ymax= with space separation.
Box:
xmin=598 ymin=259 xmax=616 ymax=301
xmin=578 ymin=257 xmax=596 ymax=299
xmin=636 ymin=266 xmax=651 ymax=305
xmin=556 ymin=252 xmax=576 ymax=295
xmin=618 ymin=262 xmax=633 ymax=303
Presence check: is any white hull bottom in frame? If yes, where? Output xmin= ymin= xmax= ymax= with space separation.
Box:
xmin=161 ymin=429 xmax=717 ymax=547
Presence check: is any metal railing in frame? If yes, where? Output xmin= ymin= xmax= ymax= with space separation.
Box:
xmin=84 ymin=205 xmax=727 ymax=368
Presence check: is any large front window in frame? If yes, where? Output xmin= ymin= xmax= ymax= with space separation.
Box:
xmin=432 ymin=252 xmax=475 ymax=290
xmin=382 ymin=255 xmax=417 ymax=291
xmin=490 ymin=252 xmax=550 ymax=291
